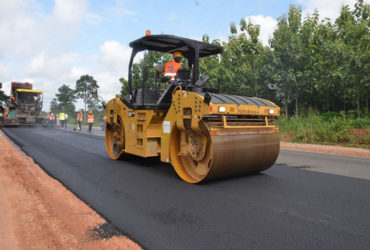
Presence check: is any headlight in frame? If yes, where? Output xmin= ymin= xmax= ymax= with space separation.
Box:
xmin=218 ymin=106 xmax=226 ymax=112
xmin=269 ymin=109 xmax=275 ymax=114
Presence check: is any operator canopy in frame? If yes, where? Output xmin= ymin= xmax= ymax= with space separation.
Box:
xmin=129 ymin=35 xmax=223 ymax=58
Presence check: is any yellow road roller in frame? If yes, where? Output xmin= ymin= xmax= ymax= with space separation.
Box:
xmin=105 ymin=34 xmax=280 ymax=183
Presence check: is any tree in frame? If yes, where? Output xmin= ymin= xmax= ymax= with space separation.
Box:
xmin=199 ymin=34 xmax=222 ymax=90
xmin=120 ymin=0 xmax=369 ymax=117
xmin=50 ymin=97 xmax=60 ymax=113
xmin=75 ymin=75 xmax=99 ymax=116
xmin=335 ymin=1 xmax=370 ymax=116
xmin=219 ymin=19 xmax=266 ymax=97
xmin=120 ymin=50 xmax=172 ymax=96
xmin=0 ymin=82 xmax=8 ymax=105
xmin=55 ymin=84 xmax=76 ymax=114
xmin=119 ymin=77 xmax=129 ymax=97
xmin=269 ymin=5 xmax=303 ymax=116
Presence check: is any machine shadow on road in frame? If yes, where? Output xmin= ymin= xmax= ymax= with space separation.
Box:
xmin=116 ymin=153 xmax=179 ymax=180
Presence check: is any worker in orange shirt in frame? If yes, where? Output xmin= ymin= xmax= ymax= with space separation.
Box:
xmin=156 ymin=51 xmax=183 ymax=83
xmin=87 ymin=110 xmax=94 ymax=133
xmin=77 ymin=110 xmax=83 ymax=131
xmin=48 ymin=110 xmax=55 ymax=128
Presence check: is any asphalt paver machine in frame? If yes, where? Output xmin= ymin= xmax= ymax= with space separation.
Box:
xmin=4 ymin=82 xmax=46 ymax=126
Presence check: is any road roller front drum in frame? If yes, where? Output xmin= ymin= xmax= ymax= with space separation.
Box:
xmin=170 ymin=121 xmax=280 ymax=183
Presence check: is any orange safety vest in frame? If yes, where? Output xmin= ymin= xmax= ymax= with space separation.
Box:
xmin=164 ymin=61 xmax=181 ymax=81
xmin=77 ymin=112 xmax=83 ymax=122
xmin=87 ymin=114 xmax=94 ymax=124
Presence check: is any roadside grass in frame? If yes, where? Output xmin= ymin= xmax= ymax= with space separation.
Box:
xmin=277 ymin=112 xmax=370 ymax=149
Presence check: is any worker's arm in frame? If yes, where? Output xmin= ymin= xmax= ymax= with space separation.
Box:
xmin=156 ymin=64 xmax=171 ymax=83
xmin=156 ymin=64 xmax=165 ymax=73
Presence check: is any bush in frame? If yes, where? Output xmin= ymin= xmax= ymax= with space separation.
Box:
xmin=277 ymin=112 xmax=369 ymax=148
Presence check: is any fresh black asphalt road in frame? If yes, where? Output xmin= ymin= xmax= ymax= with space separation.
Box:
xmin=3 ymin=127 xmax=370 ymax=250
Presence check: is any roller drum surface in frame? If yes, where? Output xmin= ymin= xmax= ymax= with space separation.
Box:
xmin=205 ymin=133 xmax=280 ymax=181
xmin=170 ymin=123 xmax=280 ymax=183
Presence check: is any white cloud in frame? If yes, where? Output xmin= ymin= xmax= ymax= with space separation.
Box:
xmin=96 ymin=40 xmax=145 ymax=101
xmin=0 ymin=0 xmax=88 ymax=110
xmin=243 ymin=0 xmax=367 ymax=47
xmin=70 ymin=67 xmax=91 ymax=80
xmin=244 ymin=15 xmax=278 ymax=46
xmin=52 ymin=0 xmax=87 ymax=25
xmin=0 ymin=0 xmax=87 ymax=59
xmin=298 ymin=0 xmax=358 ymax=21
xmin=0 ymin=0 xmax=136 ymax=110
xmin=96 ymin=41 xmax=132 ymax=100
xmin=26 ymin=51 xmax=79 ymax=78
xmin=99 ymin=41 xmax=132 ymax=74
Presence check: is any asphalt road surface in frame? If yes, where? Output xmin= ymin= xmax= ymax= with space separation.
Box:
xmin=3 ymin=127 xmax=370 ymax=250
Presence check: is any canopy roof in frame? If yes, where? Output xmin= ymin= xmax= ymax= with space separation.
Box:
xmin=129 ymin=35 xmax=223 ymax=58
xmin=16 ymin=89 xmax=43 ymax=94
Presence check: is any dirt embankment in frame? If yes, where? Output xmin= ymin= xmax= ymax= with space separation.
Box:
xmin=0 ymin=131 xmax=141 ymax=250
xmin=281 ymin=141 xmax=370 ymax=158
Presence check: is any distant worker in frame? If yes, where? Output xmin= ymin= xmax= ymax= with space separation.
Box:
xmin=48 ymin=111 xmax=55 ymax=128
xmin=64 ymin=113 xmax=68 ymax=128
xmin=77 ymin=110 xmax=83 ymax=131
xmin=58 ymin=112 xmax=65 ymax=128
xmin=156 ymin=51 xmax=183 ymax=83
xmin=87 ymin=110 xmax=94 ymax=133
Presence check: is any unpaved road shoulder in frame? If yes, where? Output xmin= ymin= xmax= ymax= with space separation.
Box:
xmin=0 ymin=131 xmax=141 ymax=250
xmin=281 ymin=141 xmax=370 ymax=158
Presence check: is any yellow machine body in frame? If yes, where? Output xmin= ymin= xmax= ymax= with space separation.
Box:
xmin=105 ymin=86 xmax=280 ymax=183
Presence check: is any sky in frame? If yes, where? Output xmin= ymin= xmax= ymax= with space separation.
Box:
xmin=0 ymin=0 xmax=360 ymax=111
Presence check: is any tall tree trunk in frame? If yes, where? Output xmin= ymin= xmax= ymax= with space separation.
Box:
xmin=295 ymin=98 xmax=298 ymax=116
xmin=253 ymin=58 xmax=258 ymax=97
xmin=309 ymin=81 xmax=313 ymax=114
xmin=285 ymin=105 xmax=288 ymax=117
xmin=356 ymin=84 xmax=360 ymax=117
xmin=255 ymin=79 xmax=258 ymax=97
xmin=285 ymin=94 xmax=290 ymax=117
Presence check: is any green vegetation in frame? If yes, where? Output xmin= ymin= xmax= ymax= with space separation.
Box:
xmin=50 ymin=74 xmax=105 ymax=122
xmin=48 ymin=1 xmax=369 ymax=147
xmin=278 ymin=113 xmax=370 ymax=148
xmin=121 ymin=0 xmax=369 ymax=148
xmin=125 ymin=1 xmax=369 ymax=117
